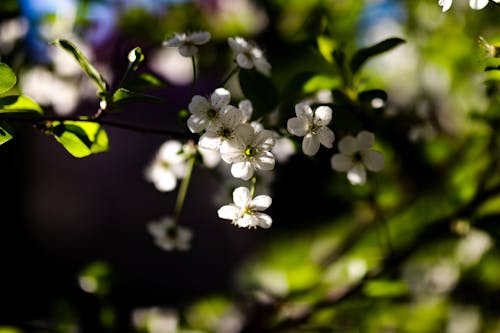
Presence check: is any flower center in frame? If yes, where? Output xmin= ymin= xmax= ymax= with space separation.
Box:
xmin=244 ymin=146 xmax=257 ymax=157
xmin=207 ymin=108 xmax=218 ymax=120
xmin=353 ymin=152 xmax=363 ymax=163
xmin=219 ymin=127 xmax=233 ymax=139
xmin=165 ymin=226 xmax=178 ymax=239
xmin=308 ymin=124 xmax=319 ymax=135
xmin=161 ymin=160 xmax=170 ymax=169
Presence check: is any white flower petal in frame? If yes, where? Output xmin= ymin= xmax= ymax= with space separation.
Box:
xmin=179 ymin=45 xmax=198 ymax=57
xmin=217 ymin=204 xmax=241 ymax=220
xmin=236 ymin=53 xmax=254 ymax=69
xmin=317 ymin=126 xmax=334 ymax=148
xmin=338 ymin=135 xmax=358 ymax=155
xmin=239 ymin=99 xmax=253 ymax=121
xmin=163 ymin=34 xmax=183 ymax=47
xmin=347 ymin=164 xmax=367 ymax=185
xmin=254 ymin=212 xmax=272 ymax=228
xmin=199 ymin=132 xmax=223 ymax=151
xmin=158 ymin=141 xmax=184 ymax=163
xmin=254 ymin=129 xmax=275 ymax=150
xmin=357 ymin=131 xmax=375 ymax=150
xmin=231 ymin=161 xmax=254 ymax=180
xmin=287 ymin=117 xmax=307 ymax=137
xmin=469 ymin=0 xmax=489 ymax=9
xmin=314 ymin=106 xmax=332 ymax=126
xmin=154 ymin=171 xmax=177 ymax=192
xmin=295 ymin=103 xmax=313 ymax=123
xmin=331 ymin=153 xmax=353 ymax=172
xmin=228 ymin=37 xmax=249 ymax=53
xmin=439 ymin=0 xmax=452 ymax=11
xmin=254 ymin=151 xmax=275 ymax=171
xmin=235 ymin=214 xmax=254 ymax=228
xmin=211 ymin=88 xmax=231 ymax=109
xmin=254 ymin=57 xmax=271 ymax=76
xmin=251 ymin=195 xmax=272 ymax=211
xmin=234 ymin=123 xmax=255 ymax=145
xmin=188 ymin=95 xmax=210 ymax=114
xmin=220 ymin=140 xmax=244 ymax=163
xmin=221 ymin=106 xmax=244 ymax=128
xmin=362 ymin=150 xmax=385 ymax=172
xmin=187 ymin=115 xmax=207 ymax=133
xmin=302 ymin=134 xmax=320 ymax=156
xmin=188 ymin=31 xmax=211 ymax=45
xmin=233 ymin=186 xmax=251 ymax=207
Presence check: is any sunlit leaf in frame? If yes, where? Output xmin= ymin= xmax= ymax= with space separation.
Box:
xmin=363 ymin=279 xmax=408 ymax=298
xmin=0 ymin=63 xmax=16 ymax=95
xmin=350 ymin=37 xmax=406 ymax=74
xmin=317 ymin=35 xmax=336 ymax=64
xmin=50 ymin=120 xmax=109 ymax=158
xmin=112 ymin=88 xmax=164 ymax=107
xmin=0 ymin=122 xmax=14 ymax=145
xmin=123 ymin=73 xmax=167 ymax=92
xmin=239 ymin=69 xmax=278 ymax=118
xmin=54 ymin=39 xmax=108 ymax=94
xmin=0 ymin=95 xmax=43 ymax=116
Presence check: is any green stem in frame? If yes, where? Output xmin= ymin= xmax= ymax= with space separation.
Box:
xmin=191 ymin=56 xmax=197 ymax=93
xmin=250 ymin=176 xmax=257 ymax=197
xmin=173 ymin=152 xmax=196 ymax=223
xmin=220 ymin=65 xmax=239 ymax=87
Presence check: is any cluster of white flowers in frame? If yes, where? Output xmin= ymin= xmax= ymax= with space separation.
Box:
xmin=145 ymin=32 xmax=388 ymax=250
xmin=438 ymin=0 xmax=500 ymax=11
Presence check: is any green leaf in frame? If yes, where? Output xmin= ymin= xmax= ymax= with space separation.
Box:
xmin=363 ymin=279 xmax=408 ymax=298
xmin=238 ymin=69 xmax=278 ymax=119
xmin=317 ymin=35 xmax=337 ymax=64
xmin=50 ymin=120 xmax=109 ymax=158
xmin=54 ymin=39 xmax=109 ymax=94
xmin=112 ymin=88 xmax=164 ymax=107
xmin=0 ymin=95 xmax=43 ymax=116
xmin=0 ymin=63 xmax=17 ymax=95
xmin=123 ymin=73 xmax=167 ymax=92
xmin=350 ymin=37 xmax=406 ymax=74
xmin=0 ymin=122 xmax=14 ymax=145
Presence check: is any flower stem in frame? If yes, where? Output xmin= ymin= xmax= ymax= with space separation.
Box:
xmin=173 ymin=151 xmax=196 ymax=223
xmin=220 ymin=65 xmax=239 ymax=87
xmin=250 ymin=176 xmax=257 ymax=197
xmin=191 ymin=56 xmax=197 ymax=93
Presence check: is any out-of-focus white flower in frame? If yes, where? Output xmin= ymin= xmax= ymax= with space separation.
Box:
xmin=149 ymin=47 xmax=193 ymax=85
xmin=271 ymin=134 xmax=296 ymax=163
xmin=198 ymin=146 xmax=221 ymax=168
xmin=455 ymin=229 xmax=492 ymax=267
xmin=187 ymin=88 xmax=233 ymax=133
xmin=228 ymin=37 xmax=271 ymax=76
xmin=163 ymin=31 xmax=211 ymax=57
xmin=219 ymin=124 xmax=275 ymax=180
xmin=147 ymin=216 xmax=192 ymax=251
xmin=287 ymin=103 xmax=334 ymax=156
xmin=439 ymin=0 xmax=499 ymax=11
xmin=239 ymin=99 xmax=253 ymax=122
xmin=144 ymin=140 xmax=189 ymax=192
xmin=198 ymin=106 xmax=245 ymax=151
xmin=20 ymin=67 xmax=79 ymax=115
xmin=132 ymin=307 xmax=179 ymax=333
xmin=0 ymin=18 xmax=28 ymax=53
xmin=218 ymin=186 xmax=272 ymax=228
xmin=331 ymin=131 xmax=384 ymax=185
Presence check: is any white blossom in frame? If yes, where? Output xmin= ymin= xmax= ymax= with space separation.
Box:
xmin=217 ymin=186 xmax=272 ymax=228
xmin=144 ymin=140 xmax=188 ymax=192
xmin=219 ymin=123 xmax=275 ymax=180
xmin=198 ymin=106 xmax=245 ymax=151
xmin=330 ymin=131 xmax=384 ymax=185
xmin=228 ymin=36 xmax=271 ymax=76
xmin=147 ymin=216 xmax=192 ymax=251
xmin=287 ymin=103 xmax=335 ymax=156
xmin=187 ymin=88 xmax=233 ymax=133
xmin=239 ymin=99 xmax=253 ymax=122
xmin=438 ymin=0 xmax=499 ymax=11
xmin=163 ymin=31 xmax=211 ymax=57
